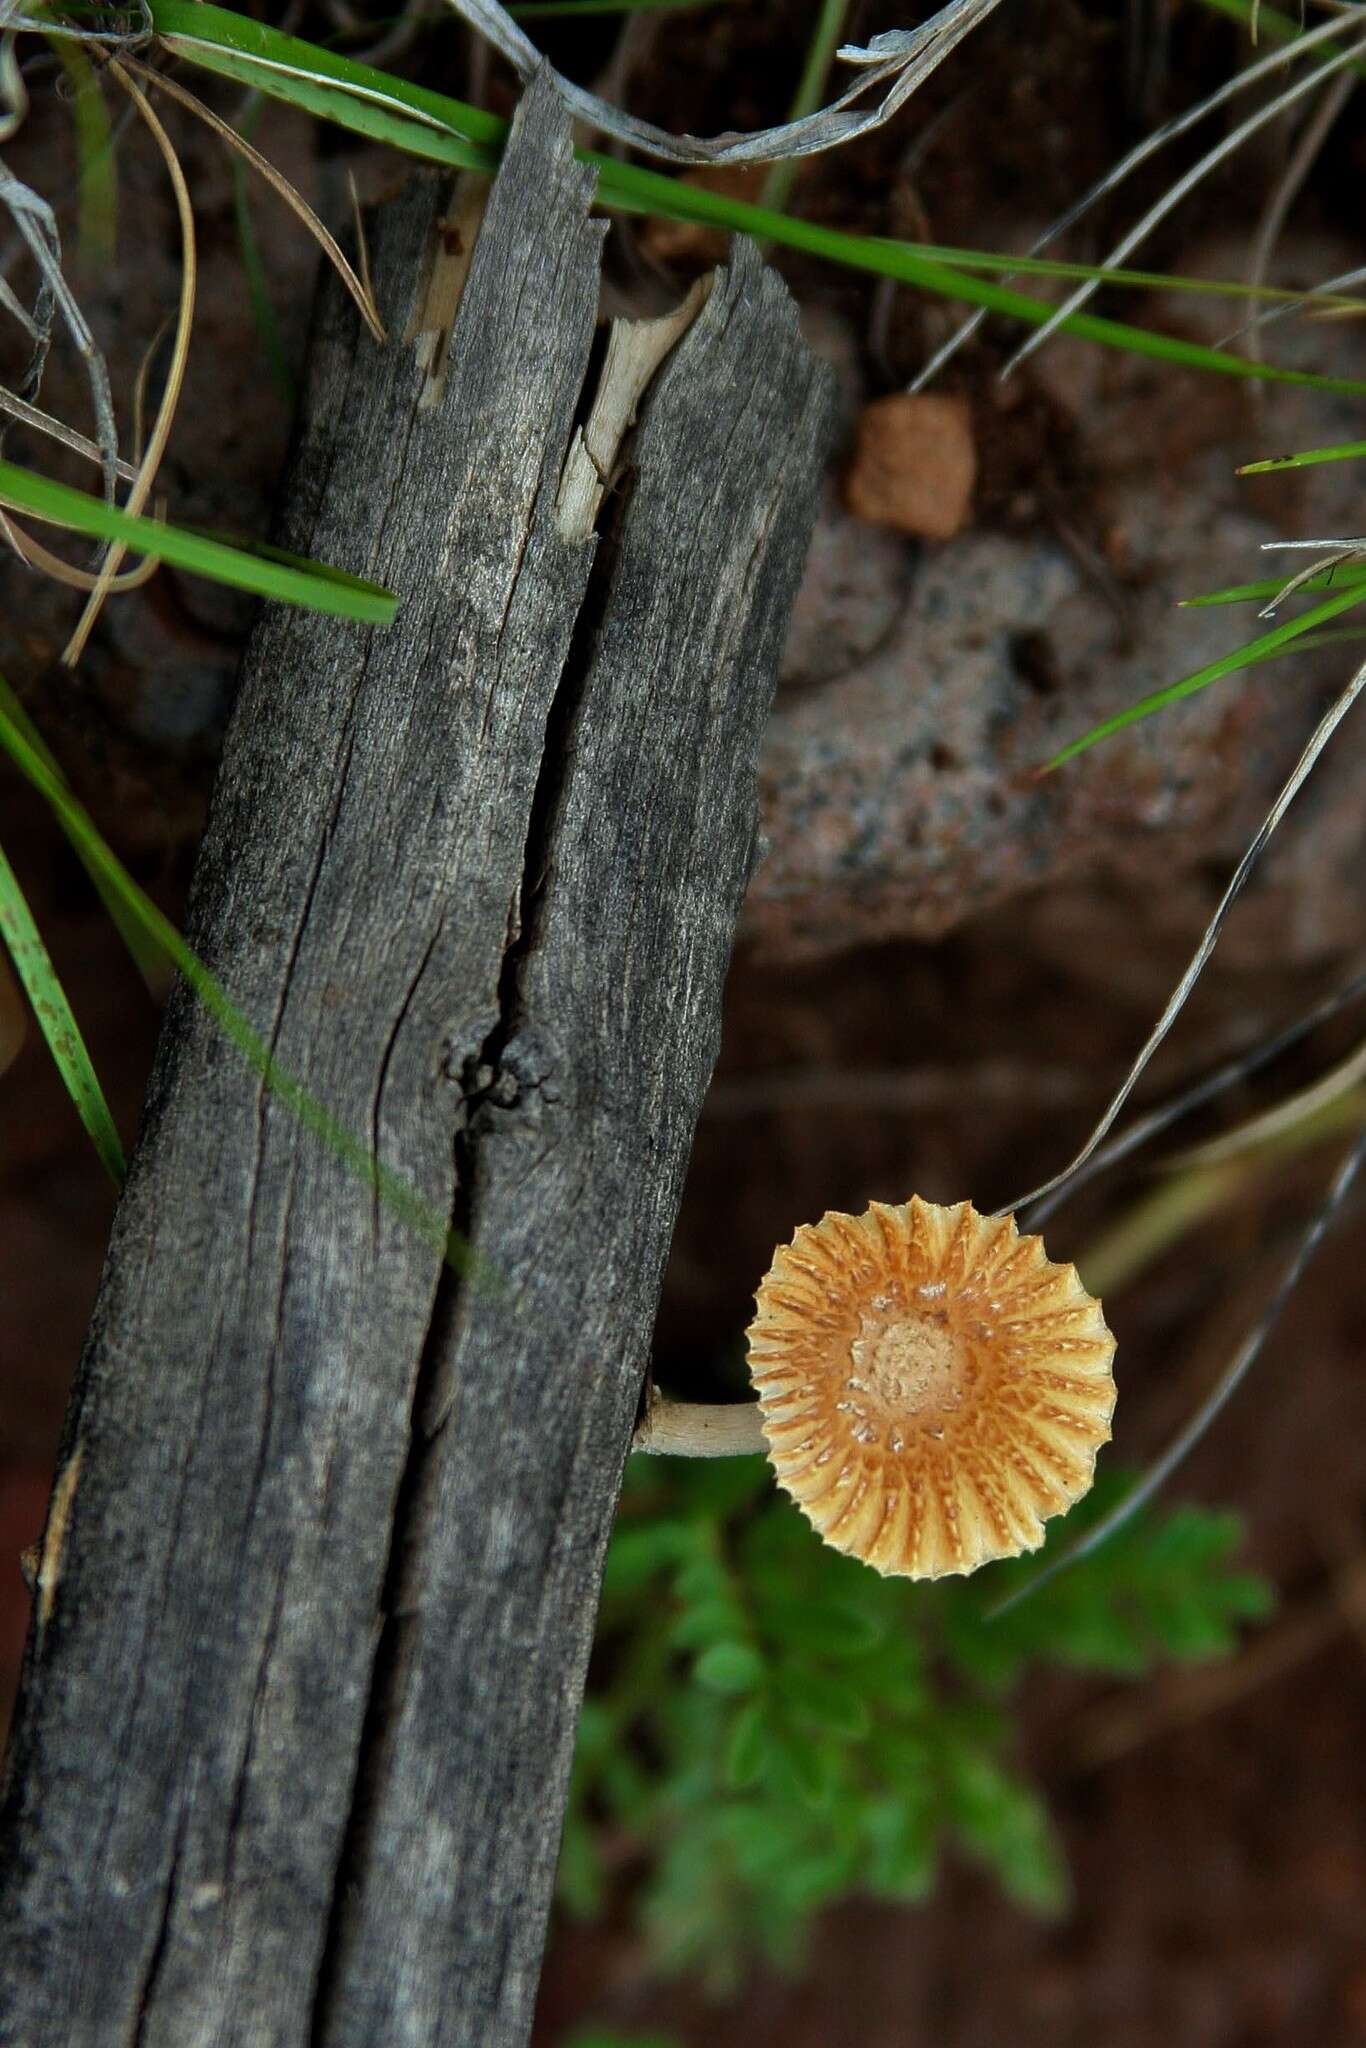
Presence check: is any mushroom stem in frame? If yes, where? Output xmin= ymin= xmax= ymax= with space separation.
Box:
xmin=631 ymin=1388 xmax=768 ymax=1458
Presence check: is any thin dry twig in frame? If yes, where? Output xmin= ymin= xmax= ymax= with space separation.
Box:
xmin=1002 ymin=658 xmax=1366 ymax=1219
xmin=7 ymin=3 xmax=152 ymax=48
xmin=1002 ymin=29 xmax=1366 ymax=381
xmin=1255 ymin=541 xmax=1366 ymax=619
xmin=1020 ymin=963 xmax=1366 ymax=1231
xmin=912 ymin=4 xmax=1366 ymax=391
xmin=0 ymin=504 xmax=161 ymax=588
xmin=1243 ymin=65 xmax=1357 ymax=378
xmin=0 ymin=382 xmax=139 ymax=480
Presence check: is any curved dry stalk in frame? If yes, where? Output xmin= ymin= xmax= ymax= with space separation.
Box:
xmin=1244 ymin=66 xmax=1356 ymax=377
xmin=1002 ymin=655 xmax=1366 ymax=1218
xmin=1020 ymin=963 xmax=1366 ymax=1231
xmin=0 ymin=504 xmax=161 ymax=588
xmin=445 ymin=0 xmax=1006 ymax=166
xmin=0 ymin=382 xmax=139 ymax=480
xmin=911 ymin=4 xmax=1366 ymax=391
xmin=62 ymin=58 xmax=195 ymax=665
xmin=124 ymin=57 xmax=386 ymax=345
xmin=993 ymin=1120 xmax=1366 ymax=1619
xmin=1003 ymin=30 xmax=1366 ymax=381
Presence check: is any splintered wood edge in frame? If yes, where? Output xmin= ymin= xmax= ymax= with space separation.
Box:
xmin=555 ymin=274 xmax=714 ymax=540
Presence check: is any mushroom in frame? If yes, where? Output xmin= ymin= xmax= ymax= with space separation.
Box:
xmin=634 ymin=1196 xmax=1116 ymax=1580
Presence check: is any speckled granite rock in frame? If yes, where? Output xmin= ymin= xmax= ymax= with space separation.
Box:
xmin=748 ymin=239 xmax=1366 ymax=965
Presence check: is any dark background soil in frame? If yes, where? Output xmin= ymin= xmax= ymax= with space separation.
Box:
xmin=3 ymin=3 xmax=1365 ymax=2043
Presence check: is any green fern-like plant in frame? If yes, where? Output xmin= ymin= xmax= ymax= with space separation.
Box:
xmin=559 ymin=1457 xmax=1272 ymax=1991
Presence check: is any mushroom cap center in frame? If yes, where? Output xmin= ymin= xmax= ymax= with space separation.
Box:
xmin=848 ymin=1298 xmax=973 ymax=1425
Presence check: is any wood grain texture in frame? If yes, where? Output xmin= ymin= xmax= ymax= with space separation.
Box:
xmin=0 ymin=72 xmax=832 ymax=2048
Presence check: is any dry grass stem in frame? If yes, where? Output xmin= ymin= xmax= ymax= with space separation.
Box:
xmin=0 ymin=382 xmax=139 ymax=480
xmin=127 ymin=58 xmax=386 ymax=345
xmin=913 ymin=5 xmax=1366 ymax=390
xmin=1244 ymin=66 xmax=1356 ymax=378
xmin=1005 ymin=658 xmax=1366 ymax=1219
xmin=62 ymin=58 xmax=195 ymax=664
xmin=1003 ymin=30 xmax=1366 ymax=380
xmin=0 ymin=505 xmax=161 ymax=588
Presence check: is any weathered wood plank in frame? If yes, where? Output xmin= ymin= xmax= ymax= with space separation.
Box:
xmin=0 ymin=72 xmax=832 ymax=2048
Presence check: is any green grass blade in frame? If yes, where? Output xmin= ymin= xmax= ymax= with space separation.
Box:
xmin=1182 ymin=565 xmax=1366 ymax=608
xmin=1046 ymin=581 xmax=1366 ymax=768
xmin=0 ymin=687 xmax=468 ymax=1270
xmin=1239 ymin=440 xmax=1366 ymax=475
xmin=0 ymin=674 xmax=167 ymax=990
xmin=761 ymin=0 xmax=850 ymax=218
xmin=46 ymin=26 xmax=118 ymax=267
xmin=231 ymin=149 xmax=296 ymax=403
xmin=0 ymin=833 xmax=125 ymax=1184
xmin=152 ymin=0 xmax=505 ymax=147
xmin=0 ymin=456 xmax=397 ymax=621
xmin=598 ymin=177 xmax=1366 ymax=396
xmin=146 ymin=2 xmax=1366 ymax=397
xmin=154 ymin=35 xmax=496 ymax=174
xmin=1195 ymin=0 xmax=1366 ymax=82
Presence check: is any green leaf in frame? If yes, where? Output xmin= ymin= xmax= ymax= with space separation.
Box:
xmin=671 ymin=1598 xmax=749 ymax=1651
xmin=0 ymin=835 xmax=125 ymax=1184
xmin=695 ymin=1642 xmax=766 ymax=1695
xmin=756 ymin=1592 xmax=886 ymax=1657
xmin=0 ymin=457 xmax=396 ymax=623
xmin=600 ymin=1519 xmax=698 ymax=1599
xmin=863 ymin=1795 xmax=937 ymax=1902
xmin=767 ymin=1724 xmax=839 ymax=1809
xmin=782 ymin=1663 xmax=872 ymax=1739
xmin=941 ymin=1745 xmax=1069 ymax=1913
xmin=724 ymin=1698 xmax=771 ymax=1790
xmin=44 ymin=13 xmax=117 ymax=267
xmin=772 ymin=1842 xmax=862 ymax=1914
xmin=0 ymin=676 xmax=164 ymax=991
xmin=672 ymin=1554 xmax=733 ymax=1607
xmin=564 ymin=2030 xmax=683 ymax=2048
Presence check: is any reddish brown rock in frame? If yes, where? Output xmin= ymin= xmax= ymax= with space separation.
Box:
xmin=845 ymin=392 xmax=977 ymax=539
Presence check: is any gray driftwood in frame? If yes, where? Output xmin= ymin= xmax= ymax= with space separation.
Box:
xmin=0 ymin=73 xmax=832 ymax=2048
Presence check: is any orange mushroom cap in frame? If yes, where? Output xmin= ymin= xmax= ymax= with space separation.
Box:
xmin=747 ymin=1197 xmax=1116 ymax=1580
